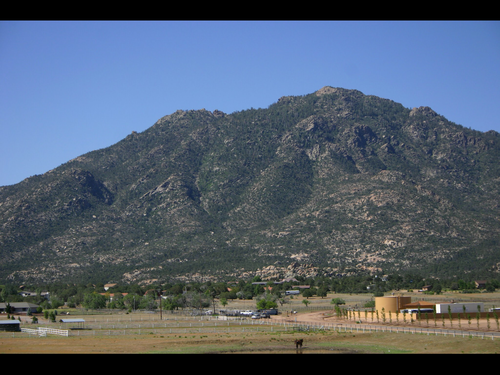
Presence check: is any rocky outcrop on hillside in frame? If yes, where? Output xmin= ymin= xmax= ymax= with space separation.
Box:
xmin=1 ymin=87 xmax=499 ymax=285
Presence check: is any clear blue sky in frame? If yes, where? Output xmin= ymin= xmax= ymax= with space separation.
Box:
xmin=1 ymin=20 xmax=499 ymax=187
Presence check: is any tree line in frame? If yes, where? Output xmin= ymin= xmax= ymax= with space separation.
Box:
xmin=1 ymin=273 xmax=499 ymax=313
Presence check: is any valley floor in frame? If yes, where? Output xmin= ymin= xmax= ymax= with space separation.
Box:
xmin=2 ymin=290 xmax=500 ymax=354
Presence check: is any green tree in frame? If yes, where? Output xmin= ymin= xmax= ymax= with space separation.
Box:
xmin=256 ymin=290 xmax=278 ymax=310
xmin=257 ymin=299 xmax=278 ymax=309
xmin=124 ymin=294 xmax=140 ymax=311
xmin=139 ymin=294 xmax=158 ymax=311
xmin=0 ymin=285 xmax=18 ymax=302
xmin=83 ymin=292 xmax=106 ymax=310
xmin=317 ymin=286 xmax=328 ymax=298
xmin=50 ymin=297 xmax=64 ymax=310
xmin=302 ymin=289 xmax=314 ymax=299
xmin=108 ymin=293 xmax=126 ymax=309
xmin=220 ymin=291 xmax=237 ymax=300
xmin=253 ymin=284 xmax=265 ymax=296
xmin=184 ymin=292 xmax=210 ymax=310
xmin=331 ymin=297 xmax=345 ymax=306
xmin=162 ymin=295 xmax=182 ymax=311
xmin=432 ymin=284 xmax=442 ymax=294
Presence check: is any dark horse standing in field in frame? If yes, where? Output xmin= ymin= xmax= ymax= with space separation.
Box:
xmin=295 ymin=339 xmax=303 ymax=349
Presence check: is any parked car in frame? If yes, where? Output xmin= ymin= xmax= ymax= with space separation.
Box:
xmin=251 ymin=313 xmax=262 ymax=319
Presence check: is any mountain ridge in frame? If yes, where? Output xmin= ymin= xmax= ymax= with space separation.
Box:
xmin=1 ymin=86 xmax=499 ymax=285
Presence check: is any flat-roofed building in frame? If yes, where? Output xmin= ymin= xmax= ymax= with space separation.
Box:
xmin=0 ymin=320 xmax=21 ymax=332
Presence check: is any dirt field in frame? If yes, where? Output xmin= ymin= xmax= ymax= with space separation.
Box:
xmin=1 ymin=290 xmax=500 ymax=354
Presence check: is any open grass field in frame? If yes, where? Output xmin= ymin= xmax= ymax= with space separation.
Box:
xmin=1 ymin=320 xmax=499 ymax=354
xmin=1 ymin=290 xmax=500 ymax=354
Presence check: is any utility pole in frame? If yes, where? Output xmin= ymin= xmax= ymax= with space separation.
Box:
xmin=157 ymin=288 xmax=163 ymax=320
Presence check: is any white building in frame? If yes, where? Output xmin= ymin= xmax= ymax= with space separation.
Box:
xmin=435 ymin=302 xmax=484 ymax=314
xmin=19 ymin=291 xmax=50 ymax=299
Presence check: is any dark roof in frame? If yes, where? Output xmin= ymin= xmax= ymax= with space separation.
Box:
xmin=0 ymin=302 xmax=39 ymax=308
xmin=60 ymin=319 xmax=85 ymax=323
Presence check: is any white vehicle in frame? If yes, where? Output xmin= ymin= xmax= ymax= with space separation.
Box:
xmin=240 ymin=310 xmax=254 ymax=316
xmin=400 ymin=308 xmax=434 ymax=314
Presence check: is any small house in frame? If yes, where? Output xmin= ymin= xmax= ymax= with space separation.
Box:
xmin=475 ymin=280 xmax=487 ymax=289
xmin=104 ymin=283 xmax=117 ymax=291
xmin=99 ymin=292 xmax=128 ymax=301
xmin=0 ymin=302 xmax=39 ymax=314
xmin=0 ymin=320 xmax=21 ymax=332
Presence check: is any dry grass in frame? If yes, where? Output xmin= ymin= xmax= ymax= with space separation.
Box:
xmin=1 ymin=325 xmax=499 ymax=354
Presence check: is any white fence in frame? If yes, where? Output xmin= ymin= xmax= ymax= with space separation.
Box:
xmin=12 ymin=315 xmax=500 ymax=341
xmin=21 ymin=327 xmax=68 ymax=337
xmin=20 ymin=328 xmax=46 ymax=337
xmin=275 ymin=319 xmax=500 ymax=340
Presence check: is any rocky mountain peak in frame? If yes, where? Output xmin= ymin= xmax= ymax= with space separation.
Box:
xmin=315 ymin=86 xmax=338 ymax=96
xmin=1 ymin=87 xmax=499 ymax=285
xmin=410 ymin=106 xmax=438 ymax=117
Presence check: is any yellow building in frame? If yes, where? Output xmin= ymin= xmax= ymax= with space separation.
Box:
xmin=375 ymin=296 xmax=412 ymax=313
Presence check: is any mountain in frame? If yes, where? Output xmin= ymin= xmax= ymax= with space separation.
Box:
xmin=1 ymin=86 xmax=499 ymax=285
